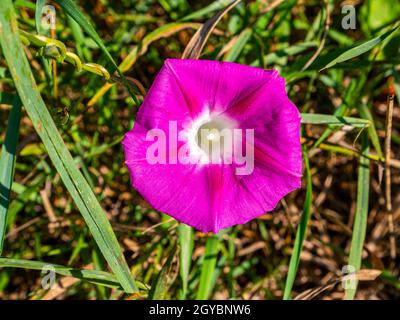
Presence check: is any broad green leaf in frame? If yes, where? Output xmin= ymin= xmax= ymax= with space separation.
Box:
xmin=197 ymin=235 xmax=219 ymax=300
xmin=0 ymin=96 xmax=22 ymax=255
xmin=300 ymin=113 xmax=370 ymax=128
xmin=283 ymin=149 xmax=312 ymax=300
xmin=345 ymin=133 xmax=370 ymax=299
xmin=0 ymin=0 xmax=137 ymax=293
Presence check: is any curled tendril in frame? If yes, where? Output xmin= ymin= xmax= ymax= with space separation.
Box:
xmin=18 ymin=29 xmax=134 ymax=86
xmin=19 ymin=30 xmax=67 ymax=61
xmin=42 ymin=38 xmax=67 ymax=62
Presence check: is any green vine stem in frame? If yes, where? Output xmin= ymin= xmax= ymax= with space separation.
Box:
xmin=19 ymin=29 xmax=145 ymax=94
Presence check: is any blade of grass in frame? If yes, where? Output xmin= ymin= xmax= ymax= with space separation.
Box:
xmin=35 ymin=0 xmax=46 ymax=34
xmin=178 ymin=223 xmax=194 ymax=299
xmin=0 ymin=96 xmax=22 ymax=255
xmin=196 ymin=235 xmax=219 ymax=300
xmin=313 ymin=79 xmax=360 ymax=148
xmin=0 ymin=0 xmax=137 ymax=293
xmin=345 ymin=132 xmax=370 ymax=300
xmin=300 ymin=113 xmax=370 ymax=128
xmin=0 ymin=92 xmax=15 ymax=105
xmin=148 ymin=243 xmax=177 ymax=300
xmin=182 ymin=0 xmax=234 ymax=21
xmin=88 ymin=22 xmax=201 ymax=107
xmin=182 ymin=0 xmax=241 ymax=59
xmin=321 ymin=24 xmax=400 ymax=70
xmin=55 ymin=0 xmax=138 ymax=105
xmin=357 ymin=104 xmax=383 ymax=160
xmin=0 ymin=257 xmax=147 ymax=290
xmin=283 ymin=148 xmax=313 ymax=300
xmin=223 ymin=28 xmax=252 ymax=62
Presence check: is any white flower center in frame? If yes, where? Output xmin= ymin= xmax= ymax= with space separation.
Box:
xmin=185 ymin=112 xmax=237 ymax=164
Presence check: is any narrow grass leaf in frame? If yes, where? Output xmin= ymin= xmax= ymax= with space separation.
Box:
xmin=0 ymin=0 xmax=137 ymax=293
xmin=345 ymin=132 xmax=370 ymax=300
xmin=182 ymin=0 xmax=234 ymax=21
xmin=148 ymin=243 xmax=177 ymax=300
xmin=357 ymin=104 xmax=383 ymax=159
xmin=223 ymin=28 xmax=252 ymax=62
xmin=0 ymin=258 xmax=147 ymax=290
xmin=300 ymin=113 xmax=370 ymax=128
xmin=197 ymin=235 xmax=219 ymax=300
xmin=182 ymin=0 xmax=241 ymax=60
xmin=283 ymin=149 xmax=313 ymax=300
xmin=0 ymin=92 xmax=15 ymax=105
xmin=178 ymin=223 xmax=194 ymax=299
xmin=35 ymin=0 xmax=46 ymax=34
xmin=321 ymin=24 xmax=400 ymax=70
xmin=0 ymin=96 xmax=22 ymax=255
xmin=89 ymin=22 xmax=200 ymax=107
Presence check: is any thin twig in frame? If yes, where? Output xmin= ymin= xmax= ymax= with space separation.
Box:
xmin=6 ymin=217 xmax=41 ymax=239
xmin=385 ymin=95 xmax=396 ymax=259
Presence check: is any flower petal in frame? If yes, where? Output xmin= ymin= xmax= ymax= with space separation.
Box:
xmin=123 ymin=59 xmax=302 ymax=233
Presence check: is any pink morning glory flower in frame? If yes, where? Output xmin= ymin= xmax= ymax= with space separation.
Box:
xmin=123 ymin=59 xmax=302 ymax=233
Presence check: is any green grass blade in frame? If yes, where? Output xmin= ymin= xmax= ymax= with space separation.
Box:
xmin=0 ymin=257 xmax=146 ymax=290
xmin=300 ymin=113 xmax=370 ymax=128
xmin=35 ymin=0 xmax=46 ymax=34
xmin=55 ymin=0 xmax=138 ymax=105
xmin=263 ymin=42 xmax=317 ymax=66
xmin=283 ymin=149 xmax=312 ymax=300
xmin=182 ymin=0 xmax=233 ymax=21
xmin=178 ymin=223 xmax=194 ymax=299
xmin=0 ymin=0 xmax=137 ymax=293
xmin=224 ymin=28 xmax=252 ymax=62
xmin=0 ymin=92 xmax=15 ymax=105
xmin=313 ymin=79 xmax=361 ymax=148
xmin=321 ymin=24 xmax=400 ymax=70
xmin=345 ymin=132 xmax=370 ymax=300
xmin=357 ymin=104 xmax=383 ymax=159
xmin=0 ymin=96 xmax=22 ymax=255
xmin=393 ymin=68 xmax=400 ymax=106
xmin=148 ymin=243 xmax=177 ymax=300
xmin=197 ymin=235 xmax=219 ymax=300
